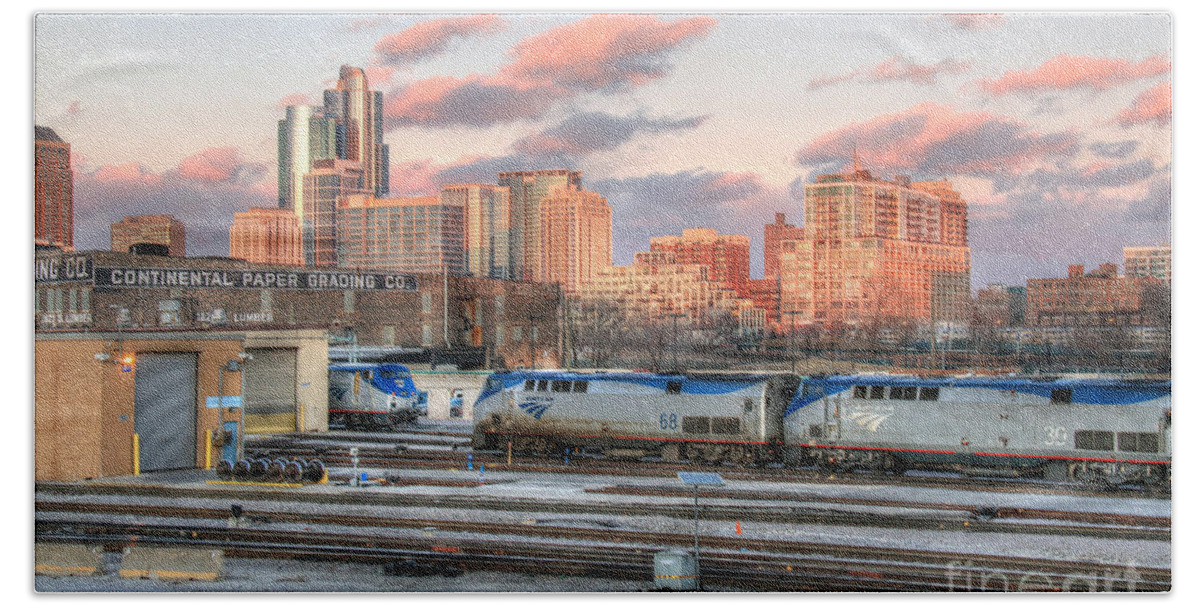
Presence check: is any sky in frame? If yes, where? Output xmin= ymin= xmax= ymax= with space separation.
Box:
xmin=33 ymin=11 xmax=1172 ymax=288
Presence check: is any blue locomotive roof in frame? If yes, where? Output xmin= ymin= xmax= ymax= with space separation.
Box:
xmin=330 ymin=363 xmax=412 ymax=373
xmin=475 ymin=369 xmax=784 ymax=402
xmin=786 ymin=374 xmax=1170 ymax=417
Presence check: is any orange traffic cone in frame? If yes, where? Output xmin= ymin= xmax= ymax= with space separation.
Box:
xmin=736 ymin=521 xmax=742 ymax=535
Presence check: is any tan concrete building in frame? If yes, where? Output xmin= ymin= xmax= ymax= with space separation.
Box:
xmin=580 ymin=262 xmax=740 ymax=325
xmin=441 ymin=184 xmax=513 ymax=280
xmin=780 ymin=169 xmax=971 ymax=326
xmin=336 ymin=194 xmax=465 ymax=274
xmin=538 ymin=186 xmax=612 ymax=294
xmin=111 ymin=214 xmax=186 ymax=257
xmin=230 ymin=207 xmax=303 ymax=266
xmin=1124 ymin=244 xmax=1171 ymax=283
xmin=34 ymin=328 xmax=328 ymax=482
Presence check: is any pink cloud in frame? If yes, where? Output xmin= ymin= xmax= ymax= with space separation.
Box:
xmin=980 ymin=54 xmax=1170 ymax=95
xmin=66 ymin=100 xmax=82 ymax=117
xmin=364 ymin=65 xmax=396 ymax=87
xmin=870 ymin=57 xmax=970 ymax=85
xmin=388 ymin=158 xmax=443 ymax=196
xmin=807 ymin=69 xmax=861 ymax=90
xmin=382 ymin=15 xmax=716 ymax=128
xmin=1117 ymin=82 xmax=1171 ymax=127
xmin=810 ymin=57 xmax=969 ymax=90
xmin=794 ymin=102 xmax=1078 ymax=176
xmin=502 ymin=14 xmax=716 ymax=91
xmin=178 ymin=147 xmax=243 ymax=182
xmin=943 ymin=14 xmax=1004 ymax=30
xmin=92 ymin=162 xmax=162 ymax=186
xmin=374 ymin=15 xmax=503 ymax=66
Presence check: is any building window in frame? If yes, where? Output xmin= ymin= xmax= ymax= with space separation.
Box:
xmin=34 ymin=289 xmax=41 ymax=314
xmin=496 ymin=326 xmax=505 ymax=346
xmin=158 ymin=299 xmax=181 ymax=326
xmin=343 ymin=291 xmax=355 ymax=314
xmin=422 ymin=324 xmax=433 ymax=346
xmin=80 ymin=289 xmax=90 ymax=312
xmin=382 ymin=325 xmax=395 ymax=346
xmin=422 ymin=292 xmax=433 ymax=314
xmin=495 ymin=295 xmax=504 ymax=316
xmin=512 ymin=326 xmax=522 ymax=342
xmin=261 ymin=290 xmax=273 ymax=313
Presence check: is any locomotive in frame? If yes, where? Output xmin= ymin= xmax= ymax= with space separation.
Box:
xmin=471 ymin=370 xmax=1170 ymax=487
xmin=328 ymin=363 xmax=428 ymax=430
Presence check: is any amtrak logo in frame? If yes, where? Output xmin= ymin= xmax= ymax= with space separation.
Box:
xmin=847 ymin=404 xmax=894 ymax=432
xmin=518 ymin=399 xmax=553 ymax=419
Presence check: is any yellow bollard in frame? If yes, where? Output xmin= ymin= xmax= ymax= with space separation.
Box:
xmin=132 ymin=433 xmax=140 ymax=476
xmin=507 ymin=441 xmax=513 ymax=466
xmin=205 ymin=429 xmax=212 ymax=470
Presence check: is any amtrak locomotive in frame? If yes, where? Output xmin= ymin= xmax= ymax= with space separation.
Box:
xmin=329 ymin=363 xmax=428 ymax=430
xmin=472 ymin=370 xmax=1170 ymax=487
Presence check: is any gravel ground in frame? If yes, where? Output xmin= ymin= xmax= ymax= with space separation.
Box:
xmin=35 ymin=553 xmax=651 ymax=593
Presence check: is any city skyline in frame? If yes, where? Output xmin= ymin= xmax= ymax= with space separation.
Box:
xmin=34 ymin=12 xmax=1172 ymax=288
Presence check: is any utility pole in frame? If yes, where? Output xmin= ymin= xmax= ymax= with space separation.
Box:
xmin=669 ymin=312 xmax=686 ymax=371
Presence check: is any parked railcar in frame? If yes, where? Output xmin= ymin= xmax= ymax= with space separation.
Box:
xmin=328 ymin=363 xmax=428 ymax=430
xmin=784 ymin=375 xmax=1171 ymax=487
xmin=472 ymin=370 xmax=801 ymax=464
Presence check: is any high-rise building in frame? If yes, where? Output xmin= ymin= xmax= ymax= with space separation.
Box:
xmin=538 ymin=186 xmax=612 ymax=294
xmin=1124 ymin=244 xmax=1171 ymax=282
xmin=649 ymin=228 xmax=751 ymax=297
xmin=230 ymin=207 xmax=303 ymax=266
xmin=35 ymin=126 xmax=73 ymax=251
xmin=302 ymin=159 xmax=367 ymax=267
xmin=764 ymin=213 xmax=804 ymax=283
xmin=111 ymin=214 xmax=186 ymax=257
xmin=441 ymin=184 xmax=513 ymax=280
xmin=781 ymin=169 xmax=971 ymax=326
xmin=498 ymin=169 xmax=582 ymax=281
xmin=323 ymin=65 xmax=389 ymax=197
xmin=277 ymin=105 xmax=337 ymax=216
xmin=336 ymin=194 xmax=465 ymax=274
xmin=277 ymin=66 xmax=390 ymax=266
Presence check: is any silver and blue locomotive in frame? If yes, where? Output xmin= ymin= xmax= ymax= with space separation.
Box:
xmin=329 ymin=363 xmax=428 ymax=430
xmin=786 ymin=375 xmax=1171 ymax=486
xmin=471 ymin=370 xmax=1170 ymax=487
xmin=472 ymin=370 xmax=800 ymax=464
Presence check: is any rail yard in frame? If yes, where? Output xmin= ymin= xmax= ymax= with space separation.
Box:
xmin=35 ymin=420 xmax=1170 ymax=592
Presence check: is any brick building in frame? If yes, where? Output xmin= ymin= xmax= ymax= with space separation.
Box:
xmin=35 ymin=126 xmax=74 ymax=251
xmin=648 ymin=227 xmax=751 ymax=297
xmin=1026 ymin=263 xmax=1161 ymax=327
xmin=35 ymin=250 xmax=561 ymax=370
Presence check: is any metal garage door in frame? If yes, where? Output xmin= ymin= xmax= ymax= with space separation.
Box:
xmin=243 ymin=347 xmax=297 ymax=434
xmin=134 ymin=352 xmax=197 ymax=472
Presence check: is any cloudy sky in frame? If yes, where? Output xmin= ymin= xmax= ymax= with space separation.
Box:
xmin=34 ymin=11 xmax=1171 ymax=287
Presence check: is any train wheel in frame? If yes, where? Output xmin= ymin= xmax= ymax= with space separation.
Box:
xmin=233 ymin=459 xmax=252 ymax=480
xmin=266 ymin=459 xmax=287 ymax=482
xmin=215 ymin=459 xmax=234 ymax=480
xmin=283 ymin=460 xmax=304 ymax=484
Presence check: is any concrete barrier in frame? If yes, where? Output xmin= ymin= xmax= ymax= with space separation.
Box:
xmin=35 ymin=543 xmax=105 ymax=577
xmin=118 ymin=546 xmax=224 ymax=581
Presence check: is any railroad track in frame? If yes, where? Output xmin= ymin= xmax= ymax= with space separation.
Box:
xmin=37 ymin=479 xmax=1168 ymax=543
xmin=243 ymin=435 xmax=1165 ymax=500
xmin=36 ymin=503 xmax=1168 ymax=592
